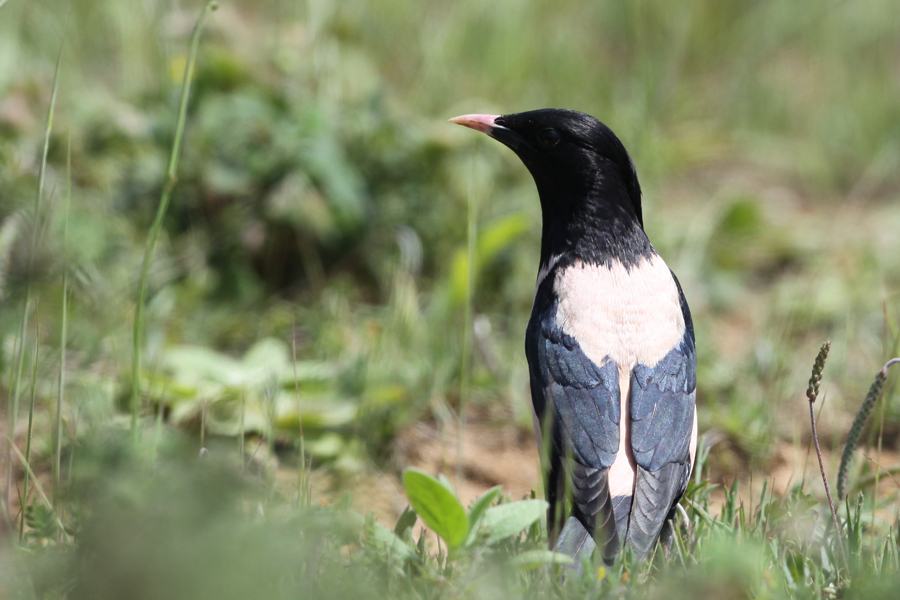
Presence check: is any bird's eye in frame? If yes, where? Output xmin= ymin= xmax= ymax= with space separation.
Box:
xmin=538 ymin=128 xmax=561 ymax=148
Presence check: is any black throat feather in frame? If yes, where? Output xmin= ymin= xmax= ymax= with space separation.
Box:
xmin=536 ymin=163 xmax=654 ymax=271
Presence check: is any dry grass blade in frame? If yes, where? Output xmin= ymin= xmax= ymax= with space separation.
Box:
xmin=8 ymin=440 xmax=69 ymax=540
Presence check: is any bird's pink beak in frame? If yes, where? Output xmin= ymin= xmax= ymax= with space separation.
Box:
xmin=448 ymin=114 xmax=500 ymax=134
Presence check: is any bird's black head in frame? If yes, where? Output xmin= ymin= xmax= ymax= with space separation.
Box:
xmin=450 ymin=109 xmax=643 ymax=227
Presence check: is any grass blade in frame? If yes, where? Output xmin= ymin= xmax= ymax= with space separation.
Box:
xmin=6 ymin=301 xmax=29 ymax=522
xmin=54 ymin=132 xmax=71 ymax=511
xmin=457 ymin=150 xmax=479 ymax=488
xmin=19 ymin=328 xmax=39 ymax=540
xmin=292 ymin=321 xmax=310 ymax=507
xmin=8 ymin=439 xmax=68 ymax=539
xmin=131 ymin=0 xmax=219 ymax=440
xmin=6 ymin=10 xmax=66 ymax=521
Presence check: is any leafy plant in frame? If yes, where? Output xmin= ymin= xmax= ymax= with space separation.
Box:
xmin=401 ymin=467 xmax=548 ymax=552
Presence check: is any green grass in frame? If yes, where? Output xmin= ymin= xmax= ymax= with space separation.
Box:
xmin=1 ymin=0 xmax=900 ymax=597
xmin=5 ymin=426 xmax=900 ymax=599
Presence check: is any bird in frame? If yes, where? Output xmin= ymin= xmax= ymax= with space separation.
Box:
xmin=449 ymin=109 xmax=697 ymax=567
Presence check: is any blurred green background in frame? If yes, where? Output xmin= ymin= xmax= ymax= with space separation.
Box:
xmin=1 ymin=0 xmax=900 ymax=587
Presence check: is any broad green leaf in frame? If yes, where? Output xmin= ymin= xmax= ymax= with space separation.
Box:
xmin=480 ymin=499 xmax=548 ymax=545
xmin=512 ymin=549 xmax=573 ymax=570
xmin=438 ymin=473 xmax=455 ymax=493
xmin=274 ymin=397 xmax=357 ymax=431
xmin=241 ymin=337 xmax=291 ymax=384
xmin=304 ymin=433 xmax=344 ymax=459
xmin=280 ymin=360 xmax=337 ymax=385
xmin=402 ymin=468 xmax=467 ymax=549
xmin=464 ymin=486 xmax=502 ymax=546
xmin=163 ymin=345 xmax=242 ymax=386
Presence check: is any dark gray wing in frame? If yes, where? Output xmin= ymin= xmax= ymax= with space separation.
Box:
xmin=526 ymin=283 xmax=622 ymax=563
xmin=626 ymin=278 xmax=696 ymax=560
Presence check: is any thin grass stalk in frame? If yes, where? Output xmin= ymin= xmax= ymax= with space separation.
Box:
xmin=6 ymin=304 xmax=29 ymax=522
xmin=200 ymin=400 xmax=207 ymax=453
xmin=6 ymin=18 xmax=65 ymax=519
xmin=19 ymin=330 xmax=40 ymax=540
xmin=292 ymin=322 xmax=309 ymax=507
xmin=65 ymin=411 xmax=76 ymax=484
xmin=152 ymin=386 xmax=165 ymax=463
xmin=53 ymin=132 xmax=71 ymax=511
xmin=131 ymin=0 xmax=218 ymax=440
xmin=239 ymin=389 xmax=246 ymax=474
xmin=809 ymin=400 xmax=847 ymax=569
xmin=0 ymin=475 xmax=10 ymax=532
xmin=457 ymin=151 xmax=478 ymax=489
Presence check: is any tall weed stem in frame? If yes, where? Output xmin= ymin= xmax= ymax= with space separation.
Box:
xmin=838 ymin=358 xmax=900 ymax=500
xmin=6 ymin=18 xmax=65 ymax=518
xmin=806 ymin=340 xmax=848 ymax=571
xmin=131 ymin=1 xmax=218 ymax=440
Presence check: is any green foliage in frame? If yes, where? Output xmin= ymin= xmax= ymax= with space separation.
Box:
xmin=401 ymin=469 xmax=549 ymax=553
xmin=3 ymin=0 xmax=900 ymax=597
xmin=4 ymin=434 xmax=900 ymax=599
xmin=477 ymin=499 xmax=547 ymax=546
xmin=149 ymin=338 xmax=348 ymax=436
xmin=402 ymin=468 xmax=469 ymax=549
xmin=2 ymin=0 xmax=900 ymax=470
xmin=464 ymin=485 xmax=502 ymax=545
xmin=23 ymin=503 xmax=62 ymax=542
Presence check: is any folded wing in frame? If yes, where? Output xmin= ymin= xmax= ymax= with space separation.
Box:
xmin=626 ymin=282 xmax=696 ymax=560
xmin=526 ymin=292 xmax=623 ymax=564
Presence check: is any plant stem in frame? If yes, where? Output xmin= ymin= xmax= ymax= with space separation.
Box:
xmin=292 ymin=322 xmax=309 ymax=507
xmin=838 ymin=358 xmax=900 ymax=500
xmin=131 ymin=0 xmax=218 ymax=441
xmin=240 ymin=390 xmax=246 ymax=475
xmin=20 ymin=329 xmax=40 ymax=540
xmin=7 ymin=16 xmax=66 ymax=519
xmin=457 ymin=151 xmax=478 ymax=489
xmin=6 ymin=301 xmax=29 ymax=522
xmin=805 ymin=340 xmax=848 ymax=571
xmin=873 ymin=313 xmax=900 ymax=541
xmin=809 ymin=399 xmax=847 ymax=570
xmin=54 ymin=132 xmax=71 ymax=511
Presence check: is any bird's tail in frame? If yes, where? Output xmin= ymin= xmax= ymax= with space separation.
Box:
xmin=625 ymin=464 xmax=685 ymax=561
xmin=554 ymin=516 xmax=596 ymax=576
xmin=555 ymin=496 xmax=634 ymax=573
xmin=612 ymin=495 xmax=632 ymax=542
